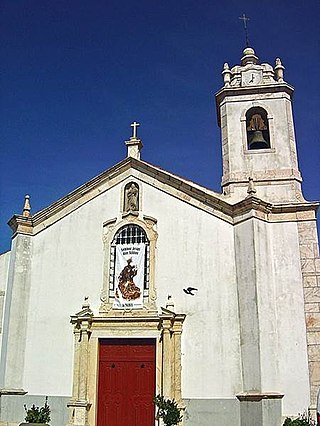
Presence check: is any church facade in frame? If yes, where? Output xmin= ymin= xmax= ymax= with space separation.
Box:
xmin=0 ymin=47 xmax=319 ymax=426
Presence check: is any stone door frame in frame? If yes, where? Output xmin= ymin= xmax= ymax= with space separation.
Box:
xmin=67 ymin=305 xmax=185 ymax=426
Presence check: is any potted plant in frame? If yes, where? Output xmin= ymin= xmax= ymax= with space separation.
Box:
xmin=20 ymin=396 xmax=51 ymax=425
xmin=154 ymin=394 xmax=183 ymax=426
xmin=283 ymin=411 xmax=315 ymax=426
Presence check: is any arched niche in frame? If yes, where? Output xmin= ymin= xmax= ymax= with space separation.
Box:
xmin=246 ymin=107 xmax=271 ymax=150
xmin=123 ymin=181 xmax=139 ymax=212
xmin=100 ymin=214 xmax=158 ymax=314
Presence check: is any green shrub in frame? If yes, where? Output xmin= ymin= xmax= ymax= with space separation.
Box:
xmin=154 ymin=394 xmax=183 ymax=426
xmin=24 ymin=396 xmax=51 ymax=423
xmin=283 ymin=411 xmax=315 ymax=426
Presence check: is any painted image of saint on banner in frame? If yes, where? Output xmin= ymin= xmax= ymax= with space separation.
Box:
xmin=118 ymin=258 xmax=140 ymax=301
xmin=113 ymin=244 xmax=145 ymax=309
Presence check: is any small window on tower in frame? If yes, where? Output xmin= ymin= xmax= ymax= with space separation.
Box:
xmin=246 ymin=107 xmax=270 ymax=150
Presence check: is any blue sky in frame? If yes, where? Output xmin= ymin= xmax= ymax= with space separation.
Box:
xmin=0 ymin=0 xmax=319 ymax=253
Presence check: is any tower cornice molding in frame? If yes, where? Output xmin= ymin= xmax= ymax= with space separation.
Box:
xmin=216 ymin=81 xmax=294 ymax=99
xmin=215 ymin=83 xmax=294 ymax=126
xmin=8 ymin=214 xmax=34 ymax=237
xmin=232 ymin=197 xmax=319 ymax=225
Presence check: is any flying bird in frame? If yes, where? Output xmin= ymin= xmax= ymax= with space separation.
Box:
xmin=183 ymin=287 xmax=198 ymax=296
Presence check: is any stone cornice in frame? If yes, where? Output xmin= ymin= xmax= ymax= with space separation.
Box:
xmin=0 ymin=388 xmax=27 ymax=395
xmin=7 ymin=215 xmax=33 ymax=236
xmin=236 ymin=392 xmax=284 ymax=402
xmin=221 ymin=168 xmax=302 ymax=186
xmin=135 ymin=160 xmax=233 ymax=219
xmin=271 ymin=201 xmax=319 ymax=214
xmin=215 ymin=82 xmax=294 ymax=127
xmin=232 ymin=197 xmax=319 ymax=225
xmin=269 ymin=201 xmax=319 ymax=222
xmin=216 ymin=82 xmax=294 ymax=101
xmin=232 ymin=196 xmax=272 ymax=224
xmin=233 ymin=196 xmax=272 ymax=215
xmin=90 ymin=315 xmax=161 ymax=324
xmin=7 ymin=157 xmax=319 ymax=236
xmin=12 ymin=157 xmax=234 ymax=234
xmin=71 ymin=307 xmax=186 ymax=330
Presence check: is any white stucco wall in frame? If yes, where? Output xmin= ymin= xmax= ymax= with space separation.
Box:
xmin=0 ymin=251 xmax=10 ymax=287
xmin=0 ymin=251 xmax=10 ymax=352
xmin=223 ymin=93 xmax=297 ymax=173
xmin=3 ymin=170 xmax=311 ymax=419
xmin=234 ymin=217 xmax=309 ymax=415
xmin=270 ymin=222 xmax=310 ymax=414
xmin=21 ymin=176 xmax=242 ymax=399
xmin=23 ymin=185 xmax=120 ymax=395
xmin=142 ymin=182 xmax=242 ymax=398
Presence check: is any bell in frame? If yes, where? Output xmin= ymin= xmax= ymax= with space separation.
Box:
xmin=248 ymin=130 xmax=269 ymax=150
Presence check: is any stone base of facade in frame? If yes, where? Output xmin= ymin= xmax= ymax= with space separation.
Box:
xmin=67 ymin=400 xmax=91 ymax=426
xmin=183 ymin=398 xmax=241 ymax=426
xmin=0 ymin=393 xmax=286 ymax=426
xmin=237 ymin=393 xmax=283 ymax=426
xmin=184 ymin=394 xmax=283 ymax=426
xmin=0 ymin=394 xmax=69 ymax=426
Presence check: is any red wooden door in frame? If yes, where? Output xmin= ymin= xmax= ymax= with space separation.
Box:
xmin=97 ymin=338 xmax=156 ymax=426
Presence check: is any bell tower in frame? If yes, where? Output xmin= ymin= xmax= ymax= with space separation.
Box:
xmin=215 ymin=47 xmax=303 ymax=203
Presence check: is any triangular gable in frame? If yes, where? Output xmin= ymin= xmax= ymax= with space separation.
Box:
xmin=9 ymin=156 xmax=318 ymax=238
xmin=9 ymin=157 xmax=235 ymax=235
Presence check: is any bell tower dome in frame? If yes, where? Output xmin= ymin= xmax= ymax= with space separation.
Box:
xmin=216 ymin=47 xmax=302 ymax=203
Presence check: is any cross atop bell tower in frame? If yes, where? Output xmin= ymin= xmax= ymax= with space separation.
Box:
xmin=215 ymin=48 xmax=303 ymax=203
xmin=239 ymin=13 xmax=250 ymax=47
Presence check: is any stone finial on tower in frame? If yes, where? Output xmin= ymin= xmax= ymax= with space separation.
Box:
xmin=241 ymin=47 xmax=259 ymax=66
xmin=8 ymin=194 xmax=33 ymax=234
xmin=274 ymin=58 xmax=285 ymax=82
xmin=222 ymin=63 xmax=232 ymax=87
xmin=247 ymin=177 xmax=257 ymax=197
xmin=125 ymin=121 xmax=143 ymax=160
xmin=22 ymin=195 xmax=31 ymax=217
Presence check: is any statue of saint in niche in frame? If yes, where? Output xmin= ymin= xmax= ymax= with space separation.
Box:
xmin=124 ymin=182 xmax=139 ymax=212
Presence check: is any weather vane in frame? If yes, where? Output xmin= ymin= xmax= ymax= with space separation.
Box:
xmin=239 ymin=13 xmax=250 ymax=47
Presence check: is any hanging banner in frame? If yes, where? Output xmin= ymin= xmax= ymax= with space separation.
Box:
xmin=113 ymin=243 xmax=145 ymax=309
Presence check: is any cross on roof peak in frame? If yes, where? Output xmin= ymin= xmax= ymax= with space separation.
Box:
xmin=125 ymin=121 xmax=143 ymax=160
xmin=130 ymin=121 xmax=140 ymax=139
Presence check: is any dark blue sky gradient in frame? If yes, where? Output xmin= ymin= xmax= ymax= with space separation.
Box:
xmin=1 ymin=0 xmax=319 ymax=252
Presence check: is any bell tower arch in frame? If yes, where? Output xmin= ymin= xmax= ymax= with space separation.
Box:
xmin=216 ymin=47 xmax=302 ymax=203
